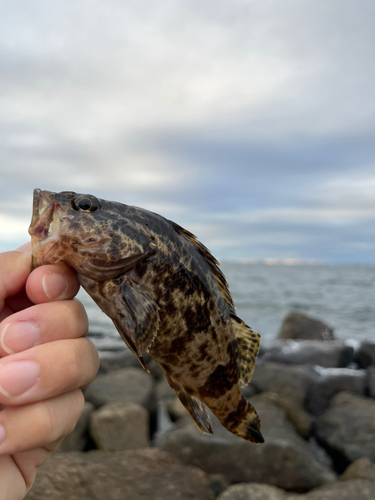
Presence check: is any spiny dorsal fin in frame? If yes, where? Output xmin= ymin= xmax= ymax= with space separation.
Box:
xmin=230 ymin=314 xmax=260 ymax=388
xmin=172 ymin=222 xmax=235 ymax=312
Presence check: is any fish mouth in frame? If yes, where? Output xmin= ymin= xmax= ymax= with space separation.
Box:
xmin=29 ymin=189 xmax=61 ymax=269
xmin=30 ymin=188 xmax=42 ymax=229
xmin=29 ymin=189 xmax=55 ymax=236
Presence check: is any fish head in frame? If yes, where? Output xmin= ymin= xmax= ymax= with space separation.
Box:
xmin=29 ymin=188 xmax=102 ymax=271
xmin=29 ymin=189 xmax=154 ymax=280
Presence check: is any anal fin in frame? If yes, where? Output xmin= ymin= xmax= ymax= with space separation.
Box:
xmin=231 ymin=314 xmax=260 ymax=388
xmin=176 ymin=389 xmax=213 ymax=435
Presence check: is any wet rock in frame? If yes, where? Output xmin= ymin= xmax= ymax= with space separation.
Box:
xmin=367 ymin=366 xmax=375 ymax=397
xmin=340 ymin=458 xmax=375 ymax=482
xmin=278 ymin=311 xmax=334 ymax=341
xmin=260 ymin=340 xmax=353 ymax=368
xmin=57 ymin=402 xmax=94 ymax=452
xmin=251 ymin=392 xmax=312 ymax=438
xmin=295 ymin=479 xmax=375 ymax=500
xmin=155 ymin=375 xmax=187 ymax=420
xmin=166 ymin=397 xmax=187 ymax=420
xmin=217 ymin=482 xmax=287 ymax=500
xmin=306 ymin=367 xmax=366 ymax=414
xmin=98 ymin=350 xmax=143 ymax=374
xmin=241 ymin=383 xmax=257 ymax=399
xmin=315 ymin=391 xmax=375 ymax=464
xmin=25 ymin=453 xmax=90 ymax=500
xmin=147 ymin=359 xmax=164 ymax=380
xmin=355 ymin=340 xmax=375 ymax=368
xmin=208 ymin=474 xmax=230 ymax=498
xmin=84 ymin=368 xmax=153 ymax=408
xmin=251 ymin=361 xmax=317 ymax=406
xmin=155 ymin=375 xmax=175 ymax=400
xmin=157 ymin=400 xmax=335 ymax=492
xmin=89 ymin=401 xmax=149 ymax=451
xmin=26 ymin=449 xmax=214 ymax=500
xmin=152 ymin=400 xmax=175 ymax=443
xmin=88 ymin=335 xmax=127 ymax=354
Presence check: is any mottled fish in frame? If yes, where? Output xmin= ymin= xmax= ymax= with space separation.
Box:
xmin=29 ymin=189 xmax=264 ymax=444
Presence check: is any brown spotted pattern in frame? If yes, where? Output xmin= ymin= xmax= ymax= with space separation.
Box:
xmin=29 ymin=189 xmax=263 ymax=444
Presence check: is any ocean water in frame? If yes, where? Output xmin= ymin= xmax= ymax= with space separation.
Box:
xmin=221 ymin=263 xmax=375 ymax=345
xmin=80 ymin=263 xmax=375 ymax=354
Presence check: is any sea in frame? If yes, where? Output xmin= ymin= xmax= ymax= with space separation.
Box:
xmin=79 ymin=262 xmax=375 ymax=355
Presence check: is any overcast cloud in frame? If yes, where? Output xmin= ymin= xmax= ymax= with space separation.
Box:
xmin=1 ymin=0 xmax=374 ymax=263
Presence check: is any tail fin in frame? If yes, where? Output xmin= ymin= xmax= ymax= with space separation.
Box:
xmin=222 ymin=398 xmax=264 ymax=444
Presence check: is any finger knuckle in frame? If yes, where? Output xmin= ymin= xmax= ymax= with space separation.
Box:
xmin=71 ymin=338 xmax=99 ymax=387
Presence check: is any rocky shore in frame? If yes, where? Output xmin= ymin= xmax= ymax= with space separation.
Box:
xmin=26 ymin=311 xmax=375 ymax=500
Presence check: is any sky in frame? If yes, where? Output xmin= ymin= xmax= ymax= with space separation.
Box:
xmin=1 ymin=0 xmax=375 ymax=263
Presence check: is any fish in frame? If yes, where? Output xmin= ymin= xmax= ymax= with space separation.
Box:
xmin=29 ymin=188 xmax=264 ymax=444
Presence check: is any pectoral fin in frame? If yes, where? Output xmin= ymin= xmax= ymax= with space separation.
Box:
xmin=79 ymin=274 xmax=159 ymax=372
xmin=117 ymin=278 xmax=160 ymax=353
xmin=112 ymin=317 xmax=150 ymax=372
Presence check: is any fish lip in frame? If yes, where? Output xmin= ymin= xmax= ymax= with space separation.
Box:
xmin=29 ymin=189 xmax=55 ymax=240
xmin=30 ymin=188 xmax=42 ymax=229
xmin=29 ymin=189 xmax=60 ymax=269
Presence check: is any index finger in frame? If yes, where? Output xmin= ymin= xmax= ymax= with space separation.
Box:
xmin=0 ymin=251 xmax=32 ymax=312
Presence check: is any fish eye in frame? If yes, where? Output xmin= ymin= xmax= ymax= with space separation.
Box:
xmin=78 ymin=199 xmax=92 ymax=210
xmin=72 ymin=195 xmax=101 ymax=213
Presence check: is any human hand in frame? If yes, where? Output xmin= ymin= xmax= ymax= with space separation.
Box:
xmin=0 ymin=244 xmax=100 ymax=500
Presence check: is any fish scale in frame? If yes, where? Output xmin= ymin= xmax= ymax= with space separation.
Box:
xmin=29 ymin=188 xmax=264 ymax=444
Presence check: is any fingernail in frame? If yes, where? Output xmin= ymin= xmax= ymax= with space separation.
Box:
xmin=0 ymin=425 xmax=5 ymax=446
xmin=42 ymin=272 xmax=68 ymax=300
xmin=0 ymin=361 xmax=40 ymax=398
xmin=1 ymin=322 xmax=40 ymax=355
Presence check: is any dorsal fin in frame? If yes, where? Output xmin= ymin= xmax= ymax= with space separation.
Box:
xmin=230 ymin=314 xmax=260 ymax=388
xmin=172 ymin=222 xmax=235 ymax=311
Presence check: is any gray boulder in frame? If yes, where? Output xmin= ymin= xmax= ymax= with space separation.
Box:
xmin=241 ymin=383 xmax=257 ymax=399
xmin=340 ymin=458 xmax=375 ymax=482
xmin=278 ymin=311 xmax=334 ymax=341
xmin=293 ymin=479 xmax=375 ymax=500
xmin=89 ymin=401 xmax=149 ymax=451
xmin=251 ymin=361 xmax=317 ymax=406
xmin=84 ymin=367 xmax=153 ymax=408
xmin=217 ymin=482 xmax=287 ymax=500
xmin=207 ymin=474 xmax=230 ymax=498
xmin=155 ymin=375 xmax=176 ymax=400
xmin=155 ymin=375 xmax=187 ymax=420
xmin=315 ymin=391 xmax=375 ymax=463
xmin=260 ymin=340 xmax=354 ymax=368
xmin=98 ymin=350 xmax=144 ymax=374
xmin=157 ymin=400 xmax=335 ymax=492
xmin=367 ymin=366 xmax=375 ymax=397
xmin=153 ymin=400 xmax=176 ymax=443
xmin=25 ymin=449 xmax=214 ymax=500
xmin=147 ymin=359 xmax=165 ymax=380
xmin=355 ymin=340 xmax=375 ymax=368
xmin=56 ymin=402 xmax=94 ymax=452
xmin=251 ymin=392 xmax=312 ymax=438
xmin=306 ymin=367 xmax=366 ymax=414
